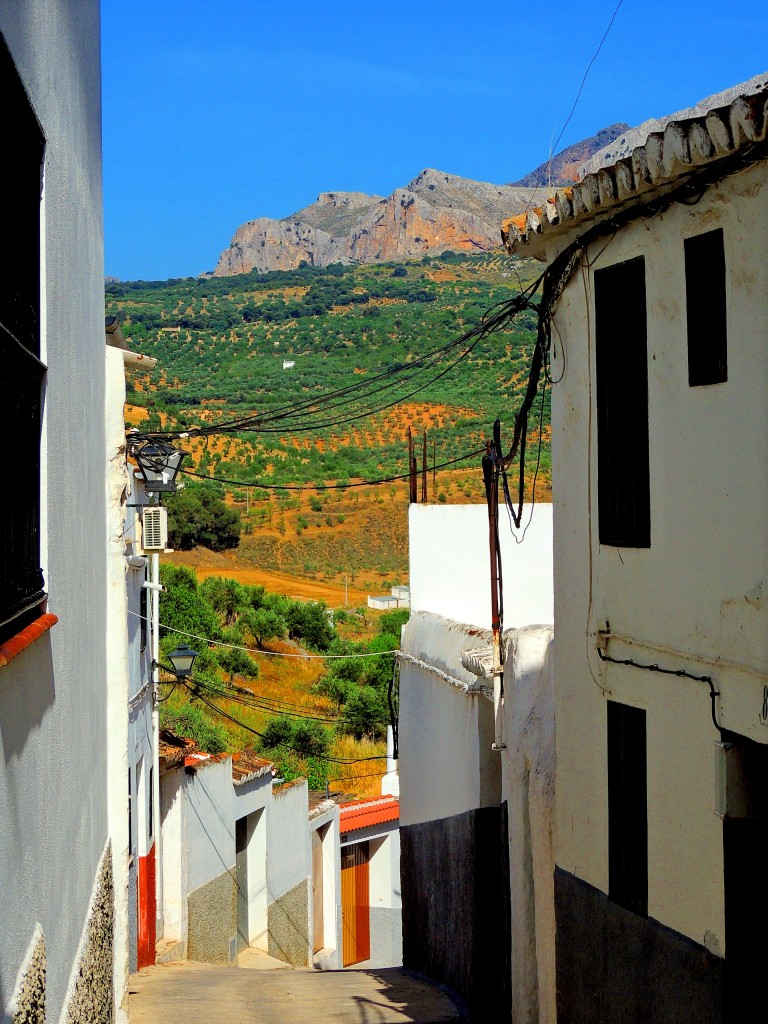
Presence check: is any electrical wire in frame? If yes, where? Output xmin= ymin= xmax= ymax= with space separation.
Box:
xmin=180 ymin=680 xmax=387 ymax=763
xmin=596 ymin=648 xmax=722 ymax=734
xmin=127 ymin=609 xmax=399 ymax=659
xmin=516 ymin=0 xmax=625 ymax=228
xmin=172 ymin=675 xmax=340 ymax=724
xmin=128 ymin=280 xmax=544 ymax=445
xmin=178 ymin=446 xmax=484 ymax=491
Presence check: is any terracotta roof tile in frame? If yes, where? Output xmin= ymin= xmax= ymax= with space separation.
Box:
xmin=339 ymin=795 xmax=399 ymax=833
xmin=231 ymin=749 xmax=273 ymax=785
xmin=502 ymin=81 xmax=768 ymax=257
xmin=0 ymin=613 xmax=58 ymax=667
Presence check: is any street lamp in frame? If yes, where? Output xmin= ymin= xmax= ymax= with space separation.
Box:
xmin=154 ymin=643 xmax=199 ymax=680
xmin=129 ymin=436 xmax=188 ymax=494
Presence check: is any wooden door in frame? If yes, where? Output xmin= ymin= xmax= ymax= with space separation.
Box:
xmin=341 ymin=841 xmax=370 ymax=967
xmin=312 ymin=829 xmax=324 ymax=953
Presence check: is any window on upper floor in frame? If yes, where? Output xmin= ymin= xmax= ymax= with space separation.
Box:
xmin=140 ymin=585 xmax=148 ymax=653
xmin=685 ymin=227 xmax=728 ymax=386
xmin=0 ymin=33 xmax=47 ymax=646
xmin=608 ymin=700 xmax=648 ymax=917
xmin=595 ymin=256 xmax=651 ymax=548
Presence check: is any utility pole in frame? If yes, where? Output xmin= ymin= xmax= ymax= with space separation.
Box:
xmin=408 ymin=427 xmax=417 ymax=504
xmin=421 ymin=431 xmax=428 ymax=503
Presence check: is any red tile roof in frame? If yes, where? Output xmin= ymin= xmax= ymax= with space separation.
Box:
xmin=339 ymin=795 xmax=399 ymax=833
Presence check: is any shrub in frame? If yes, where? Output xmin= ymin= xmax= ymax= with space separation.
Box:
xmin=160 ymin=703 xmax=228 ymax=754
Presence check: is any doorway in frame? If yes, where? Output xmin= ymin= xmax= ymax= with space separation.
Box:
xmin=236 ymin=816 xmax=249 ymax=953
xmin=723 ymin=733 xmax=768 ymax=1018
xmin=341 ymin=841 xmax=370 ymax=966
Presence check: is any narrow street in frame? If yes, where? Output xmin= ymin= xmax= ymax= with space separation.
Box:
xmin=129 ymin=956 xmax=464 ymax=1024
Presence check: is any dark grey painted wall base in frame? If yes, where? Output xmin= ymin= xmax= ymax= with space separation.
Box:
xmin=401 ymin=805 xmax=510 ymax=1022
xmin=555 ymin=868 xmax=724 ymax=1024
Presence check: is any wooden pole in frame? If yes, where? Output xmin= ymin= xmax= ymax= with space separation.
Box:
xmin=421 ymin=431 xmax=428 ymax=503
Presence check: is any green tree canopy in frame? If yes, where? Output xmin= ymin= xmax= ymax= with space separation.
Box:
xmin=165 ymin=485 xmax=241 ymax=552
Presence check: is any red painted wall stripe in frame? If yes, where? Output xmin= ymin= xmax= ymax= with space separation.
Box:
xmin=137 ymin=843 xmax=157 ymax=969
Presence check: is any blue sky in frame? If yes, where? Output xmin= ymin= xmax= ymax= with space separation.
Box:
xmin=102 ymin=1 xmax=768 ymax=281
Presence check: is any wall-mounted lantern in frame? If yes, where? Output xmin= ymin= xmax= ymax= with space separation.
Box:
xmin=129 ymin=436 xmax=188 ymax=494
xmin=153 ymin=643 xmax=199 ymax=680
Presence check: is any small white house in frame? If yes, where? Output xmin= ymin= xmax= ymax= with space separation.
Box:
xmin=399 ymin=503 xmax=555 ymax=1021
xmin=338 ymin=796 xmax=402 ymax=969
xmin=159 ymin=742 xmax=278 ymax=965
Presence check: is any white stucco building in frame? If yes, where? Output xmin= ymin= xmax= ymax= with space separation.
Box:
xmin=504 ymin=74 xmax=768 ymax=1023
xmin=399 ymin=503 xmax=554 ymax=1021
xmin=0 ymin=5 xmax=129 ymax=1022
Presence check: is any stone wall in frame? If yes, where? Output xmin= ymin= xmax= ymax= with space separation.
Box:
xmin=7 ymin=928 xmax=46 ymax=1024
xmin=401 ymin=805 xmax=510 ymax=1022
xmin=555 ymin=869 xmax=725 ymax=1024
xmin=187 ymin=870 xmax=237 ymax=966
xmin=268 ymin=879 xmax=310 ymax=967
xmin=64 ymin=847 xmax=115 ymax=1024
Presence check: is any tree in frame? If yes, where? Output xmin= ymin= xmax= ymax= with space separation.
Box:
xmin=200 ymin=575 xmax=248 ymax=625
xmin=160 ymin=703 xmax=227 ymax=754
xmin=285 ymin=600 xmax=335 ymax=651
xmin=165 ymin=485 xmax=241 ymax=552
xmin=378 ymin=609 xmax=409 ymax=636
xmin=159 ymin=564 xmax=222 ymax=641
xmin=341 ymin=686 xmax=389 ymax=740
xmin=242 ymin=607 xmax=286 ymax=649
xmin=261 ymin=715 xmax=293 ymax=749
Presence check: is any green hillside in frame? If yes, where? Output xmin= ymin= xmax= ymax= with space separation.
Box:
xmin=107 ymin=252 xmax=549 ymax=493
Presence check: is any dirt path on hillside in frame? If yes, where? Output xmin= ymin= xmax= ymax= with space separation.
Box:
xmin=164 ymin=552 xmax=372 ymax=606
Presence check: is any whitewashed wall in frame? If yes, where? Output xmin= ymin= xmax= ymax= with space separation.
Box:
xmin=267 ymin=781 xmax=310 ymax=902
xmin=399 ymin=613 xmax=500 ymax=828
xmin=408 ymin=504 xmax=553 ymax=629
xmin=548 ymin=160 xmax=768 ymax=951
xmin=0 ymin=3 xmax=114 ymax=1021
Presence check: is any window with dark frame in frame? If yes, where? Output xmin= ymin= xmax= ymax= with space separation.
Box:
xmin=608 ymin=700 xmax=648 ymax=916
xmin=148 ymin=766 xmax=154 ymax=840
xmin=140 ymin=585 xmax=147 ymax=653
xmin=595 ymin=256 xmax=651 ymax=548
xmin=685 ymin=228 xmax=728 ymax=386
xmin=0 ymin=33 xmax=46 ymax=646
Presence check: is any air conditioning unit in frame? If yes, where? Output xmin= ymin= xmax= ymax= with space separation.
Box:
xmin=141 ymin=506 xmax=168 ymax=552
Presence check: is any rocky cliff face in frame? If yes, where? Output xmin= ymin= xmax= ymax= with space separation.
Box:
xmin=212 ymin=124 xmax=623 ymax=276
xmin=213 ymin=170 xmax=543 ymax=276
xmin=511 ymin=123 xmax=630 ymax=187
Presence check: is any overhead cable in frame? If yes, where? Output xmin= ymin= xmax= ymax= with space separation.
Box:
xmin=128 ymin=608 xmax=399 ymax=659
xmin=177 ymin=447 xmax=484 ymax=491
xmin=182 ymin=680 xmax=387 ymax=763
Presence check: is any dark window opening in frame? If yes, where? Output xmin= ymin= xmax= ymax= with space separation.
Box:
xmin=128 ymin=768 xmax=133 ymax=858
xmin=608 ymin=700 xmax=647 ymax=916
xmin=685 ymin=228 xmax=727 ymax=386
xmin=148 ymin=766 xmax=154 ymax=840
xmin=139 ymin=585 xmax=147 ymax=653
xmin=722 ymin=732 xmax=768 ymax=1016
xmin=595 ymin=256 xmax=651 ymax=548
xmin=0 ymin=32 xmax=46 ymax=644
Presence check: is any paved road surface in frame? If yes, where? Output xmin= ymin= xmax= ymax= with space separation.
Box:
xmin=129 ymin=960 xmax=464 ymax=1024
